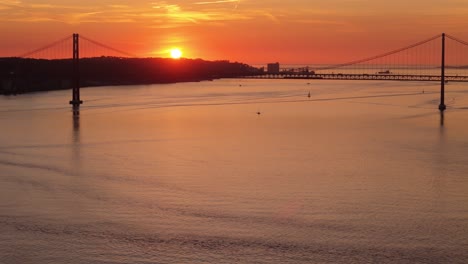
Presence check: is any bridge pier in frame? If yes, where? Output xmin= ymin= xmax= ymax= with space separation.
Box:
xmin=69 ymin=33 xmax=83 ymax=107
xmin=439 ymin=33 xmax=446 ymax=111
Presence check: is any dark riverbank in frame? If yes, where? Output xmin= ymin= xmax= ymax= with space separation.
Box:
xmin=0 ymin=57 xmax=261 ymax=95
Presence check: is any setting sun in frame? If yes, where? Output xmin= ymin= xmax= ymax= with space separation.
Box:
xmin=170 ymin=48 xmax=182 ymax=59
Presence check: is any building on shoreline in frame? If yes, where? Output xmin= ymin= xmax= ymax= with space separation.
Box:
xmin=267 ymin=62 xmax=280 ymax=74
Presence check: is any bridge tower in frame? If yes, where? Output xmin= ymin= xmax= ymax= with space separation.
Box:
xmin=69 ymin=33 xmax=83 ymax=107
xmin=439 ymin=33 xmax=446 ymax=111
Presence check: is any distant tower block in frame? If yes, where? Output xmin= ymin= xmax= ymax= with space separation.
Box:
xmin=70 ymin=33 xmax=83 ymax=107
xmin=267 ymin=62 xmax=280 ymax=74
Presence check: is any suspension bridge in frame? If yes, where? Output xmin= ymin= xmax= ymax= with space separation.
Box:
xmin=2 ymin=33 xmax=468 ymax=112
xmin=249 ymin=33 xmax=468 ymax=111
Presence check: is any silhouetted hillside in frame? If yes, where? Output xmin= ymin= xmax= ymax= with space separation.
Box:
xmin=0 ymin=57 xmax=261 ymax=95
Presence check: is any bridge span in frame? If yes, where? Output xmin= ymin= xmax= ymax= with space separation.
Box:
xmin=245 ymin=73 xmax=468 ymax=82
xmin=7 ymin=32 xmax=468 ymax=111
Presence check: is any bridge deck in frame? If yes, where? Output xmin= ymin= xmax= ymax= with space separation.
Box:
xmin=244 ymin=73 xmax=468 ymax=82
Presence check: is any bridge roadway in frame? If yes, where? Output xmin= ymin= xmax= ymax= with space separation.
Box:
xmin=244 ymin=73 xmax=468 ymax=82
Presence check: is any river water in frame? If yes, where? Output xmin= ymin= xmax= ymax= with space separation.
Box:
xmin=1 ymin=79 xmax=468 ymax=263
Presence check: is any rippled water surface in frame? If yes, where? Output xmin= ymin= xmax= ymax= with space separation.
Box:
xmin=1 ymin=79 xmax=468 ymax=263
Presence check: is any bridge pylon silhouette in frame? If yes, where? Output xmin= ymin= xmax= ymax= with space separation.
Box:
xmin=439 ymin=33 xmax=446 ymax=111
xmin=69 ymin=33 xmax=83 ymax=108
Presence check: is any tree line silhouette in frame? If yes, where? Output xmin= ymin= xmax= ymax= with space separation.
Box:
xmin=0 ymin=57 xmax=261 ymax=95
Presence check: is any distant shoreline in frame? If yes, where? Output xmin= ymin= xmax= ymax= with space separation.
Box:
xmin=0 ymin=57 xmax=261 ymax=95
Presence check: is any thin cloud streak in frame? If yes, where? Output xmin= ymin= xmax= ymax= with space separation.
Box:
xmin=0 ymin=1 xmax=256 ymax=26
xmin=194 ymin=0 xmax=238 ymax=5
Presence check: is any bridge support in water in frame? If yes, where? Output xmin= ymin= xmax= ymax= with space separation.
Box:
xmin=439 ymin=33 xmax=446 ymax=111
xmin=70 ymin=33 xmax=83 ymax=108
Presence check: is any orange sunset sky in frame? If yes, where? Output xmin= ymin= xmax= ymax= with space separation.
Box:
xmin=1 ymin=0 xmax=468 ymax=64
